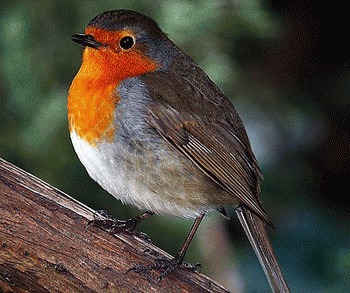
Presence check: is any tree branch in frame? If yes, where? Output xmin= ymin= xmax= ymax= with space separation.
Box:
xmin=0 ymin=158 xmax=229 ymax=292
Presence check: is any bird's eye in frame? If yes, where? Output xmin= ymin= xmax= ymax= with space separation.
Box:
xmin=119 ymin=36 xmax=135 ymax=50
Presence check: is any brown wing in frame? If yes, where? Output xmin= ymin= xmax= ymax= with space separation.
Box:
xmin=147 ymin=103 xmax=272 ymax=226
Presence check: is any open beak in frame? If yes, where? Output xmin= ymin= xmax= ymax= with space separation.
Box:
xmin=71 ymin=33 xmax=104 ymax=49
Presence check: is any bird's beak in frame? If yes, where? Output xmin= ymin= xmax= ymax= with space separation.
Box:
xmin=71 ymin=33 xmax=104 ymax=49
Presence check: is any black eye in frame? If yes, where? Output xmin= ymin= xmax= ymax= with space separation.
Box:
xmin=119 ymin=36 xmax=135 ymax=50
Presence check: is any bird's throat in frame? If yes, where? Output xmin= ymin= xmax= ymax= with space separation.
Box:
xmin=67 ymin=49 xmax=119 ymax=146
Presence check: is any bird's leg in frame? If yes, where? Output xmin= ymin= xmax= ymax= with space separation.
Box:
xmin=89 ymin=210 xmax=155 ymax=241
xmin=128 ymin=213 xmax=204 ymax=281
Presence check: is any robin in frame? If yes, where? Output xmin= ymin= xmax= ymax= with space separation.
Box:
xmin=68 ymin=10 xmax=289 ymax=292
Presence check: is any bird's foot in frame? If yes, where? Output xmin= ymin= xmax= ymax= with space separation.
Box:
xmin=127 ymin=254 xmax=201 ymax=281
xmin=88 ymin=210 xmax=151 ymax=242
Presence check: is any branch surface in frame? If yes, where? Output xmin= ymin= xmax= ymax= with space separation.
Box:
xmin=0 ymin=158 xmax=229 ymax=292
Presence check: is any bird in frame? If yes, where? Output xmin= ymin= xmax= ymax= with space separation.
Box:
xmin=67 ymin=9 xmax=289 ymax=292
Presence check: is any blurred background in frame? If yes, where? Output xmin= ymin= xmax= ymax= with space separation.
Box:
xmin=0 ymin=0 xmax=349 ymax=292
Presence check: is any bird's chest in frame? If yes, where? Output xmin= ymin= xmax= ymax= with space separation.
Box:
xmin=67 ymin=74 xmax=119 ymax=147
xmin=69 ymin=75 xmax=154 ymax=176
xmin=68 ymin=77 xmax=173 ymax=208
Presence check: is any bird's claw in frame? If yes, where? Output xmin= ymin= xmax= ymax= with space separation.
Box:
xmin=88 ymin=210 xmax=151 ymax=242
xmin=127 ymin=255 xmax=201 ymax=281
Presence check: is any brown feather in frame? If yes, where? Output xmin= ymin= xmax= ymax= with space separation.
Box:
xmin=143 ymin=58 xmax=272 ymax=225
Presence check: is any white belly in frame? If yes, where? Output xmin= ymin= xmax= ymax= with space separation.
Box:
xmin=70 ymin=130 xmax=215 ymax=218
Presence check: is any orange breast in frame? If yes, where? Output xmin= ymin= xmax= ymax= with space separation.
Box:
xmin=68 ymin=38 xmax=159 ymax=146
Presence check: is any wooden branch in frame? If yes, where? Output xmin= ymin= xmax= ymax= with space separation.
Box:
xmin=0 ymin=158 xmax=229 ymax=292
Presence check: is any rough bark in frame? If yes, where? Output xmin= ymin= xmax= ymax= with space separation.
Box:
xmin=0 ymin=158 xmax=229 ymax=292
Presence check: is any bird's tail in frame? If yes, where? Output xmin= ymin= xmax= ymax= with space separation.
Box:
xmin=236 ymin=206 xmax=290 ymax=293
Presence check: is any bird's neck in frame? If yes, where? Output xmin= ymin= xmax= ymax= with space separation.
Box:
xmin=67 ymin=47 xmax=159 ymax=146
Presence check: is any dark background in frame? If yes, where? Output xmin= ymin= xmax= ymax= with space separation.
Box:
xmin=1 ymin=1 xmax=349 ymax=292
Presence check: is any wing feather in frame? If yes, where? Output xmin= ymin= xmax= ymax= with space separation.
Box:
xmin=148 ymin=107 xmax=272 ymax=226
